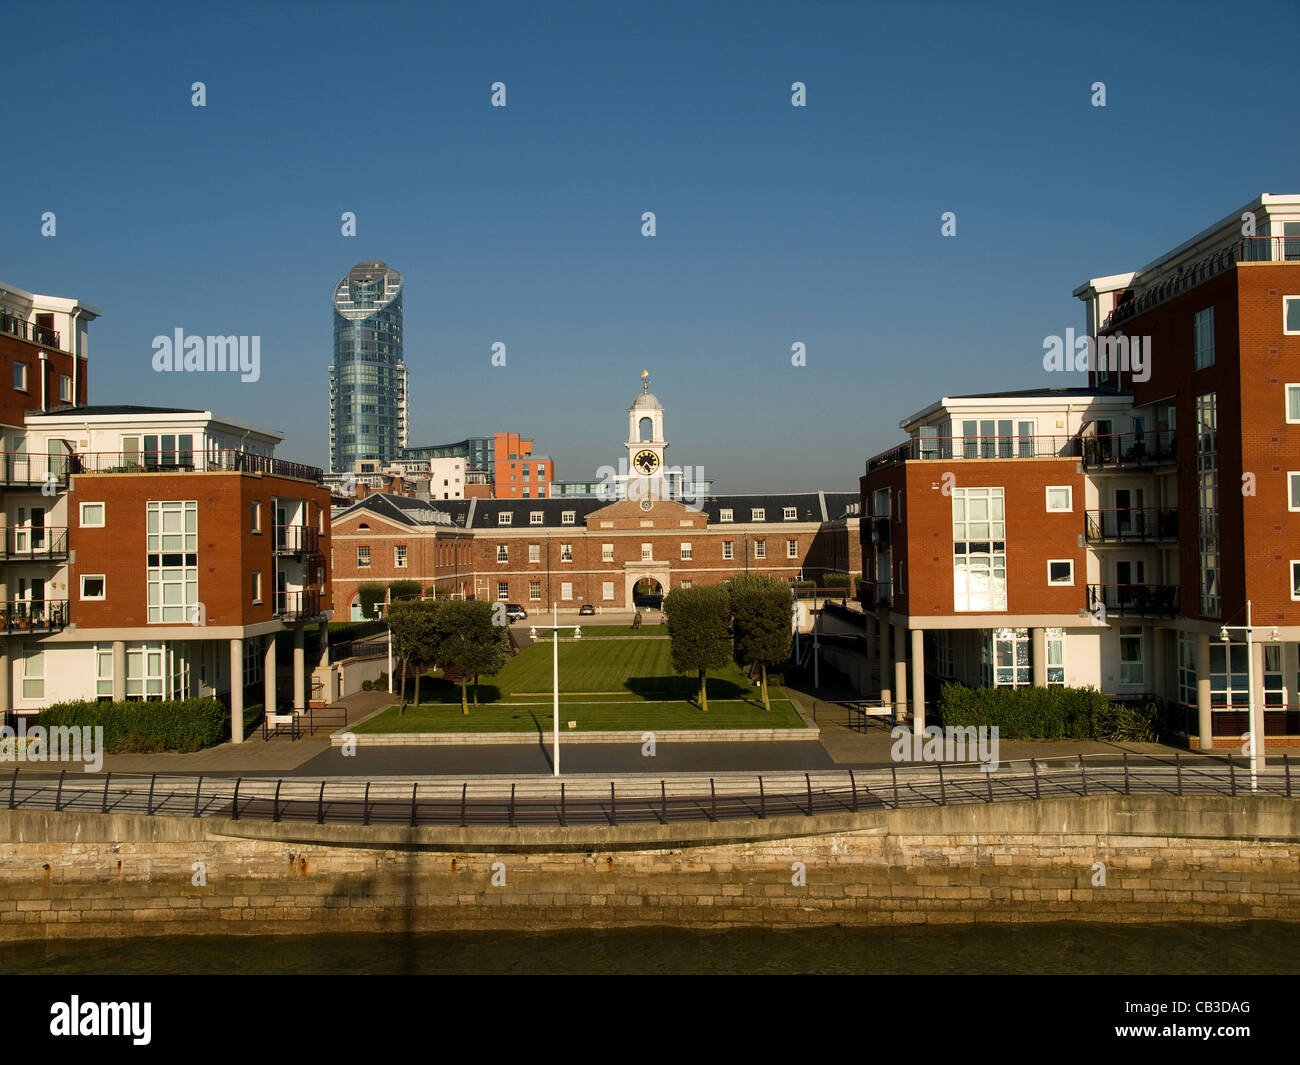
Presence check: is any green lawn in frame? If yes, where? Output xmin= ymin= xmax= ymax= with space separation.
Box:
xmin=354 ymin=636 xmax=806 ymax=733
xmin=515 ymin=624 xmax=667 ymax=637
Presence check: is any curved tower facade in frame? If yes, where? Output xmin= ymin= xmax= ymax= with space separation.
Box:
xmin=329 ymin=261 xmax=407 ymax=472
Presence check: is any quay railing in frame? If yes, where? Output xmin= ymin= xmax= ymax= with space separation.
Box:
xmin=4 ymin=753 xmax=1293 ymax=828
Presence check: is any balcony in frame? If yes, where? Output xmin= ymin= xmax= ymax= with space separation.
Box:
xmin=0 ymin=527 xmax=68 ymax=561
xmin=1104 ymin=235 xmax=1300 ymax=331
xmin=0 ymin=311 xmax=60 ymax=350
xmin=274 ymin=590 xmax=323 ymax=620
xmin=274 ymin=524 xmax=320 ymax=556
xmin=1082 ymin=431 xmax=1176 ymax=471
xmin=1085 ymin=507 xmax=1179 ymax=543
xmin=866 ymin=434 xmax=1082 ymax=473
xmin=0 ymin=599 xmax=68 ymax=634
xmin=1087 ymin=584 xmax=1180 ymax=618
xmin=71 ymin=449 xmax=324 ymax=483
xmin=0 ymin=451 xmax=73 ymax=488
xmin=870 ymin=517 xmax=891 ymax=545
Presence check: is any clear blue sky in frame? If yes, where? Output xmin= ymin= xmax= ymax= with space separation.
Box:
xmin=3 ymin=0 xmax=1296 ymax=491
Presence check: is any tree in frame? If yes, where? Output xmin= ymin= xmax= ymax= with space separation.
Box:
xmin=357 ymin=582 xmax=386 ymax=620
xmin=663 ymin=584 xmax=732 ymax=712
xmin=386 ymin=600 xmax=440 ymax=713
xmin=432 ymin=599 xmax=510 ymax=714
xmin=388 ymin=579 xmax=421 ymax=602
xmin=729 ymin=574 xmax=793 ymax=712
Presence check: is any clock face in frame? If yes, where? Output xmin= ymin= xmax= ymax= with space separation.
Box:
xmin=633 ymin=450 xmax=660 ymax=475
xmin=639 ymin=499 xmax=653 ymax=512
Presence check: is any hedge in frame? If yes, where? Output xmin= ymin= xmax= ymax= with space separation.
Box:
xmin=932 ymin=683 xmax=1159 ymax=741
xmin=38 ymin=697 xmax=229 ymax=753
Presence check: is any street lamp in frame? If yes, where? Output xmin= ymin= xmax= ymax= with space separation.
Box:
xmin=1220 ymin=599 xmax=1264 ymax=790
xmin=545 ymin=602 xmax=583 ymax=776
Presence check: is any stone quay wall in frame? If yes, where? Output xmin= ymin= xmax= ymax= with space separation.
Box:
xmin=1 ymin=795 xmax=1298 ymax=940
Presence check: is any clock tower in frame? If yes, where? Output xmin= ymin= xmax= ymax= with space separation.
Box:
xmin=626 ymin=370 xmax=667 ymax=498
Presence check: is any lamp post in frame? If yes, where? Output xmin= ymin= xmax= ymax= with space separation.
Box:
xmin=1220 ymin=599 xmax=1264 ymax=790
xmin=385 ymin=588 xmax=393 ymax=695
xmin=549 ymin=602 xmax=583 ymax=776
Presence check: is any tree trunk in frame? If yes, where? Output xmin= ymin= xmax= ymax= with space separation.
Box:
xmin=399 ymin=657 xmax=409 ymax=714
xmin=699 ymin=669 xmax=708 ymax=712
xmin=760 ymin=663 xmax=770 ymax=711
xmin=460 ymin=676 xmax=469 ymax=715
xmin=415 ymin=668 xmax=422 ymax=708
xmin=473 ymin=673 xmax=479 ymax=707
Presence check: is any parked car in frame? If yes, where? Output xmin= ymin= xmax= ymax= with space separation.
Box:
xmin=505 ymin=603 xmax=528 ymax=622
xmin=578 ymin=603 xmax=595 ymax=616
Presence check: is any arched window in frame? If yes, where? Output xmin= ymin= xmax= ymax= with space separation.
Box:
xmin=638 ymin=417 xmax=654 ymax=442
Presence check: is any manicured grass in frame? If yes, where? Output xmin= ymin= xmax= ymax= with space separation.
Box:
xmin=514 ymin=624 xmax=667 ymax=637
xmin=355 ymin=635 xmax=806 ymax=732
xmin=356 ymin=698 xmax=805 ymax=733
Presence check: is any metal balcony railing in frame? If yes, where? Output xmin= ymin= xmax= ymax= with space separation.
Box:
xmin=0 ymin=527 xmax=68 ymax=561
xmin=1087 ymin=583 xmax=1180 ymax=618
xmin=1 ymin=599 xmax=68 ymax=634
xmin=1082 ymin=430 xmax=1177 ymax=470
xmin=69 ymin=450 xmax=323 ymax=483
xmin=0 ymin=311 xmax=60 ymax=350
xmin=1085 ymin=507 xmax=1180 ymax=542
xmin=274 ymin=590 xmax=323 ymax=620
xmin=870 ymin=517 xmax=891 ymax=545
xmin=274 ymin=524 xmax=320 ymax=555
xmin=0 ymin=452 xmax=73 ymax=487
xmin=866 ymin=435 xmax=1083 ymax=473
xmin=1104 ymin=235 xmax=1300 ymax=331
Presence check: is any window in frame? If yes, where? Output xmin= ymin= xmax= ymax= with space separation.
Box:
xmin=1291 ymin=561 xmax=1300 ymax=601
xmin=896 ymin=492 xmax=904 ymax=524
xmin=602 ymin=543 xmax=614 ymax=562
xmin=250 ymin=571 xmax=262 ymax=604
xmin=1197 ymin=393 xmax=1219 ymax=616
xmin=12 ymin=363 xmax=27 ymax=391
xmin=1119 ymin=627 xmax=1143 ymax=685
xmin=1210 ymin=641 xmax=1249 ymax=710
xmin=250 ymin=501 xmax=261 ymax=532
xmin=395 ymin=545 xmax=407 ymax=568
xmin=95 ymin=645 xmax=113 ymax=698
xmin=80 ymin=575 xmax=106 ymax=600
xmin=751 ymin=508 xmax=765 ymax=522
xmin=755 ymin=540 xmax=766 ymax=559
xmin=529 ymin=581 xmax=541 ymax=601
xmin=1046 ymin=628 xmax=1065 ymax=686
xmin=497 ymin=544 xmax=509 ymax=563
xmin=561 ymin=582 xmax=573 ymax=600
xmin=898 ymin=561 xmax=905 ymax=594
xmin=1045 ymin=486 xmax=1072 ymax=512
xmin=497 ymin=582 xmax=509 ymax=601
xmin=537 ymin=465 xmax=545 ymax=478
xmin=529 ymin=544 xmax=541 ymax=563
xmin=783 ymin=507 xmax=797 ymax=520
xmin=497 ymin=512 xmax=512 ymax=525
xmin=1265 ymin=644 xmax=1284 ymax=707
xmin=1047 ymin=559 xmax=1074 ymax=585
xmin=1284 ymin=296 xmax=1300 ymax=335
xmin=641 ymin=543 xmax=652 ymax=561
xmin=357 ymin=546 xmax=370 ymax=568
xmin=80 ymin=502 xmax=105 ymax=528
xmin=723 ymin=540 xmax=734 ymax=560
xmin=720 ymin=508 xmax=733 ymax=522
xmin=602 ymin=581 xmax=614 ymax=600
xmin=560 ymin=543 xmax=573 ymax=562
xmin=562 ymin=511 xmax=575 ymax=525
xmin=146 ymin=501 xmax=198 ymax=623
xmin=1288 ymin=385 xmax=1300 ymax=423
xmin=22 ymin=644 xmax=43 ymax=699
xmin=952 ymin=487 xmax=1007 ymax=611
xmin=1289 ymin=473 xmax=1300 ymax=511
xmin=681 ymin=542 xmax=692 ymax=560
xmin=986 ymin=628 xmax=1030 ymax=687
xmin=59 ymin=374 xmax=72 ymax=403
xmin=530 ymin=511 xmax=543 ymax=525
xmin=1193 ymin=307 xmax=1215 ymax=369
xmin=681 ymin=580 xmax=693 ymax=589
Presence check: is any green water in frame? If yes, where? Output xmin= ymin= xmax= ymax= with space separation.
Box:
xmin=4 ymin=923 xmax=1298 ymax=975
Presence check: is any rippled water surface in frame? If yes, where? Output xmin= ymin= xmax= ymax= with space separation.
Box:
xmin=5 ymin=922 xmax=1299 ymax=975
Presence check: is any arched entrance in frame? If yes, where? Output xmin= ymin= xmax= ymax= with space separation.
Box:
xmin=628 ymin=574 xmax=666 ymax=608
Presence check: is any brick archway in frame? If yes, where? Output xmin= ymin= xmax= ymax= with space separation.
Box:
xmin=625 ymin=570 xmax=669 ymax=607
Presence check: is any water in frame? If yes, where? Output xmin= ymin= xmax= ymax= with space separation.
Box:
xmin=5 ymin=922 xmax=1298 ymax=975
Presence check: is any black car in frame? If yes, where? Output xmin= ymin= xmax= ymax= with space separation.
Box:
xmin=578 ymin=603 xmax=595 ymax=616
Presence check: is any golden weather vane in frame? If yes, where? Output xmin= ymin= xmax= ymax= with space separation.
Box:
xmin=641 ymin=369 xmax=649 ymax=393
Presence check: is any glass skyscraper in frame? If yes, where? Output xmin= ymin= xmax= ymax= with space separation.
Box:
xmin=329 ymin=261 xmax=408 ymax=472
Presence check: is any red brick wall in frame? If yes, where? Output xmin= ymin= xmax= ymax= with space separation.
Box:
xmin=0 ymin=333 xmax=85 ymax=428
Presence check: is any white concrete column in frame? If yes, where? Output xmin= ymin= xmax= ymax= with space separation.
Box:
xmin=293 ymin=624 xmax=305 ymax=711
xmin=1196 ymin=632 xmax=1212 ymax=751
xmin=263 ymin=633 xmax=276 ymax=713
xmin=878 ymin=610 xmax=892 ymax=705
xmin=893 ymin=622 xmax=908 ymax=722
xmin=911 ymin=627 xmax=926 ymax=732
xmin=0 ymin=648 xmax=9 ymax=714
xmin=230 ymin=637 xmax=244 ymax=744
xmin=1031 ymin=627 xmax=1047 ymax=687
xmin=1251 ymin=639 xmax=1267 ymax=766
xmin=317 ymin=627 xmax=330 ymax=670
xmin=1151 ymin=627 xmax=1166 ymax=698
xmin=111 ymin=640 xmax=126 ymax=702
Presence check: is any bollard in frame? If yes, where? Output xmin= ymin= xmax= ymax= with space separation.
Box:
xmin=1286 ymin=753 xmax=1292 ymax=799
xmin=985 ymin=767 xmax=993 ymax=804
xmin=560 ymin=783 xmax=566 ymax=827
xmin=1229 ymin=756 xmax=1236 ymax=797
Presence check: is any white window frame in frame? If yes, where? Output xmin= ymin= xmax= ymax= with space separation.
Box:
xmin=562 ymin=511 xmax=576 ymax=525
xmin=497 ymin=582 xmax=509 ymax=601
xmin=602 ymin=581 xmax=614 ymax=601
xmin=751 ymin=508 xmax=765 ymax=522
xmin=497 ymin=512 xmax=512 ymax=525
xmin=560 ymin=543 xmax=573 ymax=562
xmin=1047 ymin=559 xmax=1075 ymax=586
xmin=529 ymin=511 xmax=544 ymax=525
xmin=723 ymin=540 xmax=734 ymax=560
xmin=1194 ymin=307 xmax=1215 ymax=369
xmin=1287 ymin=384 xmax=1300 ymax=424
xmin=529 ymin=544 xmax=541 ymax=563
xmin=251 ymin=571 xmax=262 ymax=604
xmin=783 ymin=507 xmax=797 ymax=521
xmin=250 ymin=501 xmax=261 ymax=533
xmin=754 ymin=539 xmax=766 ymax=559
xmin=561 ymin=582 xmax=573 ymax=601
xmin=1289 ymin=473 xmax=1300 ymax=512
xmin=602 ymin=543 xmax=614 ymax=562
xmin=394 ymin=544 xmax=407 ymax=568
xmin=1284 ymin=295 xmax=1300 ymax=336
xmin=12 ymin=363 xmax=27 ymax=392
xmin=786 ymin=539 xmax=798 ymax=558
xmin=529 ymin=581 xmax=541 ymax=601
xmin=357 ymin=545 xmax=370 ymax=568
xmin=641 ymin=543 xmax=652 ymax=561
xmin=80 ymin=574 xmax=106 ymax=600
xmin=1045 ymin=486 xmax=1073 ymax=513
xmin=59 ymin=374 xmax=72 ymax=403
xmin=80 ymin=502 xmax=105 ymax=528
xmin=1119 ymin=626 xmax=1144 ymax=686
xmin=497 ymin=544 xmax=509 ymax=563
xmin=1291 ymin=561 xmax=1300 ymax=601
xmin=680 ymin=542 xmax=692 ymax=560
xmin=720 ymin=508 xmax=733 ymax=523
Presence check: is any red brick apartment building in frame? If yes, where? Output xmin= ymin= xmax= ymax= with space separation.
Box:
xmin=0 ymin=283 xmax=333 ymax=741
xmin=860 ymin=193 xmax=1300 ymax=750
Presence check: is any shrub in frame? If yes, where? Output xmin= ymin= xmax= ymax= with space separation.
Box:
xmin=361 ymin=679 xmax=373 ymax=691
xmin=933 ymin=683 xmax=1109 ymax=740
xmin=821 ymin=572 xmax=851 ymax=588
xmin=388 ymin=580 xmax=421 ymax=602
xmin=39 ymin=698 xmax=228 ymax=753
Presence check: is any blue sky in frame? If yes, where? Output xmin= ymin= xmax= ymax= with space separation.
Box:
xmin=3 ymin=0 xmax=1297 ymax=491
